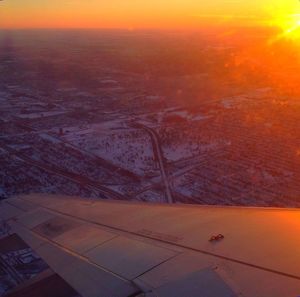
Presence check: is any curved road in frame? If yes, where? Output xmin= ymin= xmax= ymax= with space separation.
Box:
xmin=132 ymin=122 xmax=173 ymax=204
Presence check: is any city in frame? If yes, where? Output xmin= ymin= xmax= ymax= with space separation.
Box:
xmin=0 ymin=29 xmax=299 ymax=207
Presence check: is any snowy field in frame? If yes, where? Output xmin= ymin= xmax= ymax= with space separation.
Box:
xmin=61 ymin=121 xmax=157 ymax=176
xmin=163 ymin=141 xmax=219 ymax=162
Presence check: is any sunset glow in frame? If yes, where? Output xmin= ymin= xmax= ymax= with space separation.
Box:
xmin=1 ymin=0 xmax=300 ymax=30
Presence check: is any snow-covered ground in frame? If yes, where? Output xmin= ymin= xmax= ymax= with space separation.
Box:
xmin=136 ymin=190 xmax=165 ymax=203
xmin=163 ymin=142 xmax=219 ymax=162
xmin=136 ymin=108 xmax=212 ymax=128
xmin=17 ymin=110 xmax=67 ymax=119
xmin=62 ymin=121 xmax=157 ymax=176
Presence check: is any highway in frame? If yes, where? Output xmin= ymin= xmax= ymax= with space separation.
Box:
xmin=0 ymin=143 xmax=127 ymax=201
xmin=132 ymin=122 xmax=174 ymax=204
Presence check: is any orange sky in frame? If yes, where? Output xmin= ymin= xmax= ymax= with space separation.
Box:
xmin=1 ymin=0 xmax=300 ymax=29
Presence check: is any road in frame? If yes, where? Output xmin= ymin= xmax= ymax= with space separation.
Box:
xmin=14 ymin=120 xmax=141 ymax=182
xmin=132 ymin=122 xmax=173 ymax=204
xmin=131 ymin=155 xmax=217 ymax=198
xmin=0 ymin=143 xmax=127 ymax=201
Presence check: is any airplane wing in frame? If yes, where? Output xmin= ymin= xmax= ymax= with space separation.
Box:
xmin=1 ymin=193 xmax=300 ymax=297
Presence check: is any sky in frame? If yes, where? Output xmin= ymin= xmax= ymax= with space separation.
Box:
xmin=1 ymin=0 xmax=300 ymax=29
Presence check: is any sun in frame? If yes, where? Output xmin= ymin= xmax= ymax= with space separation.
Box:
xmin=284 ymin=18 xmax=300 ymax=38
xmin=268 ymin=14 xmax=300 ymax=44
xmin=277 ymin=14 xmax=300 ymax=40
